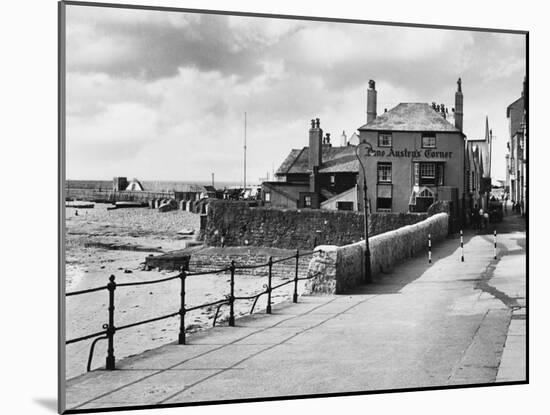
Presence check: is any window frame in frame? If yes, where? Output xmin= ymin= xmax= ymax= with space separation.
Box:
xmin=378 ymin=132 xmax=393 ymax=148
xmin=418 ymin=162 xmax=438 ymax=186
xmin=376 ymin=197 xmax=392 ymax=212
xmin=421 ymin=133 xmax=437 ymax=149
xmin=377 ymin=162 xmax=392 ymax=184
xmin=304 ymin=195 xmax=312 ymax=207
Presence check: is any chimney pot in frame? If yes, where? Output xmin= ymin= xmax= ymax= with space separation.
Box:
xmin=367 ymin=80 xmax=377 ymax=123
xmin=308 ymin=117 xmax=323 ymax=170
xmin=384 ymin=108 xmax=387 ymax=113
xmin=455 ymin=78 xmax=464 ymax=131
xmin=315 ymin=118 xmax=320 ymax=128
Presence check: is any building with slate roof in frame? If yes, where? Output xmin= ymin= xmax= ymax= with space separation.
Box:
xmin=262 ymin=120 xmax=360 ymax=209
xmin=356 ymin=79 xmax=466 ymax=227
xmin=263 ymin=78 xmax=471 ymax=226
xmin=465 ymin=116 xmax=493 ymax=213
xmin=505 ymin=77 xmax=526 ymax=216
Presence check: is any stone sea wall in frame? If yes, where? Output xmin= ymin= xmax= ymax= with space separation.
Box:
xmin=203 ymin=201 xmax=427 ymax=250
xmin=305 ymin=212 xmax=449 ymax=294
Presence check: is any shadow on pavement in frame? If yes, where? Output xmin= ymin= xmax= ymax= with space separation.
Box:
xmin=345 ymin=213 xmax=526 ymax=296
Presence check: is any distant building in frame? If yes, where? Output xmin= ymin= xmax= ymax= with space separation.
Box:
xmin=125 ymin=178 xmax=144 ymax=191
xmin=357 ymin=79 xmax=466 ymax=225
xmin=505 ymin=77 xmax=527 ymax=215
xmin=465 ymin=116 xmax=493 ymax=212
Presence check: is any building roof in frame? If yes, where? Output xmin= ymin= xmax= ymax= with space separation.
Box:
xmin=506 ymin=96 xmax=524 ymax=117
xmin=358 ymin=103 xmax=462 ymax=133
xmin=276 ymin=145 xmax=359 ymax=176
xmin=262 ymin=182 xmax=309 ymax=202
xmin=506 ymin=96 xmax=525 ymax=136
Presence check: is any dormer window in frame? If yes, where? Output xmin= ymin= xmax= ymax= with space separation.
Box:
xmin=378 ymin=133 xmax=392 ymax=147
xmin=422 ymin=133 xmax=436 ymax=149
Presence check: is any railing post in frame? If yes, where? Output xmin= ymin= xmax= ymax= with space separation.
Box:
xmin=267 ymin=256 xmax=273 ymax=314
xmin=178 ymin=269 xmax=186 ymax=345
xmin=460 ymin=230 xmax=464 ymax=262
xmin=293 ymin=250 xmax=299 ymax=303
xmin=106 ymin=275 xmax=116 ymax=370
xmin=229 ymin=260 xmax=235 ymax=327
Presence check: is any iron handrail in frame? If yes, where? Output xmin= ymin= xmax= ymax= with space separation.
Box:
xmin=65 ymin=248 xmax=318 ymax=372
xmin=66 ymin=285 xmax=107 ymax=296
xmin=116 ymin=274 xmax=180 ymax=287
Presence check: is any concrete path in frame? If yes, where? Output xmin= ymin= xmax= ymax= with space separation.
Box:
xmin=65 ymin=214 xmax=526 ymax=411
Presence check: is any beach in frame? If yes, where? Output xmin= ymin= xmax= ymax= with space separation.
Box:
xmin=65 ymin=204 xmax=308 ymax=379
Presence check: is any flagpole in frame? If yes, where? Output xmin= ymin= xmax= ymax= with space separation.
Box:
xmin=244 ymin=112 xmax=247 ymax=191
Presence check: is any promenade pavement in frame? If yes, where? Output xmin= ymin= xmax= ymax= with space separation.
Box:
xmin=65 ymin=213 xmax=527 ymax=411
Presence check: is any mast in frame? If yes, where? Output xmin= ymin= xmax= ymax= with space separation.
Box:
xmin=244 ymin=112 xmax=247 ymax=191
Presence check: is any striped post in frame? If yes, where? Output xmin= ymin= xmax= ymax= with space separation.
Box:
xmin=460 ymin=230 xmax=464 ymax=262
xmin=229 ymin=261 xmax=235 ymax=327
xmin=494 ymin=230 xmax=497 ymax=260
xmin=266 ymin=256 xmax=273 ymax=314
xmin=428 ymin=233 xmax=432 ymax=264
xmin=293 ymin=250 xmax=299 ymax=303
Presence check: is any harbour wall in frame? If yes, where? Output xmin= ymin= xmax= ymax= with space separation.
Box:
xmin=203 ymin=200 xmax=428 ymax=250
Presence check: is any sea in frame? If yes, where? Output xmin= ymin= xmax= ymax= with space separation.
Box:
xmin=66 ymin=179 xmax=253 ymax=192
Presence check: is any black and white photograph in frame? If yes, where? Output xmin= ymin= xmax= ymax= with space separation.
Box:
xmin=58 ymin=1 xmax=528 ymax=413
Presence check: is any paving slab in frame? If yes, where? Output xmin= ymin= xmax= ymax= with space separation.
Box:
xmin=65 ymin=215 xmax=527 ymax=411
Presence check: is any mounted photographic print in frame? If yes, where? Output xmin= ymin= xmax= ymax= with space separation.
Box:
xmin=59 ymin=1 xmax=528 ymax=413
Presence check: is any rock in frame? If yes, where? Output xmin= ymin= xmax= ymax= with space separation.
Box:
xmin=124 ymin=269 xmax=133 ymax=273
xmin=158 ymin=199 xmax=177 ymax=212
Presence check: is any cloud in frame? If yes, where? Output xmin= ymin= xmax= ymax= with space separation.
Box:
xmin=66 ymin=6 xmax=301 ymax=82
xmin=64 ymin=5 xmax=526 ymax=182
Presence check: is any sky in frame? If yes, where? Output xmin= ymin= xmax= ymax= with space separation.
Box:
xmin=65 ymin=5 xmax=526 ymax=184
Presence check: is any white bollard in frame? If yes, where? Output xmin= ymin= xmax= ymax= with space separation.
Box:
xmin=494 ymin=230 xmax=497 ymax=260
xmin=428 ymin=233 xmax=432 ymax=264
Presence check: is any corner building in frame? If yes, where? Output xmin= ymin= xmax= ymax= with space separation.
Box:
xmin=357 ymin=80 xmax=466 ymax=226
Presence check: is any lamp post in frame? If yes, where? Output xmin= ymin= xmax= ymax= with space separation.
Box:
xmin=355 ymin=142 xmax=375 ymax=283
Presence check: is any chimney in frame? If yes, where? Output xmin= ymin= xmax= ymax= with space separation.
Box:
xmin=454 ymin=78 xmax=463 ymax=132
xmin=308 ymin=118 xmax=323 ymax=169
xmin=367 ymin=80 xmax=377 ymax=123
xmin=323 ymin=133 xmax=332 ymax=147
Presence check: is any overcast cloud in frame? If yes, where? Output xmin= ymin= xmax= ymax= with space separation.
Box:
xmin=65 ymin=5 xmax=526 ymax=183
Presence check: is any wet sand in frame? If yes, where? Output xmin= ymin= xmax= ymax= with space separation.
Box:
xmin=65 ymin=204 xmax=306 ymax=379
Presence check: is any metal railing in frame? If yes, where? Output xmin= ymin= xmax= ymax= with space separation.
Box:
xmin=65 ymin=249 xmax=318 ymax=372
